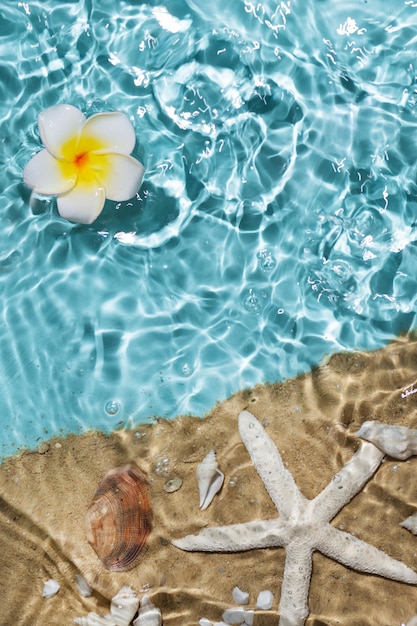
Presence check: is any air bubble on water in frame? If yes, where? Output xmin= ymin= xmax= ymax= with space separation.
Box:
xmin=257 ymin=248 xmax=277 ymax=271
xmin=181 ymin=363 xmax=193 ymax=377
xmin=243 ymin=288 xmax=262 ymax=313
xmin=105 ymin=400 xmax=120 ymax=415
xmin=153 ymin=456 xmax=170 ymax=477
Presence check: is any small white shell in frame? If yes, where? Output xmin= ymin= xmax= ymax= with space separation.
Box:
xmin=222 ymin=607 xmax=245 ymax=624
xmin=133 ymin=595 xmax=162 ymax=626
xmin=400 ymin=512 xmax=417 ymax=535
xmin=406 ymin=617 xmax=417 ymax=626
xmin=110 ymin=586 xmax=139 ymax=626
xmin=198 ymin=619 xmax=212 ymax=626
xmin=197 ymin=449 xmax=224 ymax=510
xmin=74 ymin=614 xmax=116 ymax=626
xmin=43 ymin=579 xmax=60 ymax=598
xmin=74 ymin=574 xmax=92 ymax=597
xmin=163 ymin=476 xmax=182 ymax=493
xmin=256 ymin=589 xmax=273 ymax=610
xmin=232 ymin=586 xmax=249 ymax=604
xmin=356 ymin=420 xmax=417 ymax=460
xmin=243 ymin=610 xmax=254 ymax=626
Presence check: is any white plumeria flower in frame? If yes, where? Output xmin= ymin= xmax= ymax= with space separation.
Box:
xmin=23 ymin=104 xmax=145 ymax=224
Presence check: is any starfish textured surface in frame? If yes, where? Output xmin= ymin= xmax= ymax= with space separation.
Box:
xmin=173 ymin=411 xmax=417 ymax=626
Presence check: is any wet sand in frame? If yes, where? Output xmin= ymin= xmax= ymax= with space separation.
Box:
xmin=1 ymin=335 xmax=417 ymax=625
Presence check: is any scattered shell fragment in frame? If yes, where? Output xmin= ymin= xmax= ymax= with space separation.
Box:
xmin=110 ymin=586 xmax=139 ymax=626
xmin=400 ymin=512 xmax=417 ymax=535
xmin=133 ymin=594 xmax=162 ymax=626
xmin=256 ymin=589 xmax=273 ymax=610
xmin=356 ymin=420 xmax=417 ymax=460
xmin=199 ymin=619 xmax=212 ymax=626
xmin=232 ymin=586 xmax=249 ymax=605
xmin=243 ymin=610 xmax=254 ymax=626
xmin=222 ymin=607 xmax=245 ymax=624
xmin=42 ymin=579 xmax=60 ymax=598
xmin=74 ymin=573 xmax=92 ymax=597
xmin=163 ymin=477 xmax=183 ymax=493
xmin=85 ymin=463 xmax=152 ymax=571
xmin=196 ymin=449 xmax=224 ymax=510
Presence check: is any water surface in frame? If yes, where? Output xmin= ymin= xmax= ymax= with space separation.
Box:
xmin=1 ymin=0 xmax=417 ymax=457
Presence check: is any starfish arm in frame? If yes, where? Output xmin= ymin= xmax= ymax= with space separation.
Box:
xmin=310 ymin=441 xmax=384 ymax=523
xmin=172 ymin=518 xmax=289 ymax=552
xmin=239 ymin=411 xmax=307 ymax=518
xmin=316 ymin=524 xmax=417 ymax=584
xmin=278 ymin=538 xmax=313 ymax=626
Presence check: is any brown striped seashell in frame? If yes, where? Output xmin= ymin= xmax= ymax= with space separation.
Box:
xmin=85 ymin=462 xmax=152 ymax=571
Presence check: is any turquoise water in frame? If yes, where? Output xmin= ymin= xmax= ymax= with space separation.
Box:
xmin=1 ymin=0 xmax=417 ymax=459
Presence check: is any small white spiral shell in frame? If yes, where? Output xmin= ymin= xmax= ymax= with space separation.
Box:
xmin=74 ymin=586 xmax=139 ymax=626
xmin=196 ymin=449 xmax=224 ymax=510
xmin=110 ymin=586 xmax=139 ymax=626
xmin=132 ymin=595 xmax=162 ymax=626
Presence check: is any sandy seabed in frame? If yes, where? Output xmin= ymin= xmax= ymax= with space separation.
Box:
xmin=1 ymin=336 xmax=417 ymax=626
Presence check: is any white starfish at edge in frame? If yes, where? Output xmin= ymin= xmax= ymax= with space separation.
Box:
xmin=172 ymin=411 xmax=417 ymax=626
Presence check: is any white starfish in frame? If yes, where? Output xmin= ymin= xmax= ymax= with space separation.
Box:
xmin=173 ymin=410 xmax=417 ymax=626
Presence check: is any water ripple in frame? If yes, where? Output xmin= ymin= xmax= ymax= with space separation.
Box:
xmin=1 ymin=0 xmax=417 ymax=456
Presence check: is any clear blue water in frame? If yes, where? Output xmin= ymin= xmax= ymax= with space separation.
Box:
xmin=1 ymin=0 xmax=417 ymax=459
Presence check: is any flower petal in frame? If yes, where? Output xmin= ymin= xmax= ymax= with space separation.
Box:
xmin=38 ymin=104 xmax=86 ymax=159
xmin=57 ymin=180 xmax=106 ymax=224
xmin=23 ymin=149 xmax=77 ymax=195
xmin=90 ymin=153 xmax=145 ymax=201
xmin=80 ymin=112 xmax=136 ymax=154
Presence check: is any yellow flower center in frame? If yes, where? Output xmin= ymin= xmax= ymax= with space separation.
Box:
xmin=74 ymin=151 xmax=89 ymax=170
xmin=58 ymin=135 xmax=110 ymax=187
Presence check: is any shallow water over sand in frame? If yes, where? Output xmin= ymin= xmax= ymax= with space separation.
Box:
xmin=1 ymin=336 xmax=417 ymax=625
